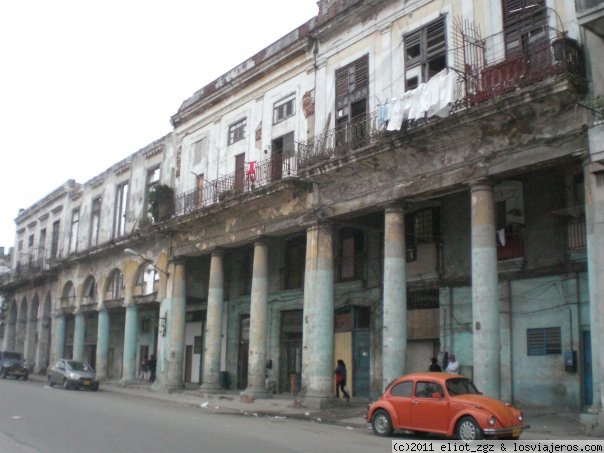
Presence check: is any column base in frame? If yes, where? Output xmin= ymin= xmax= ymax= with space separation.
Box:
xmin=580 ymin=407 xmax=604 ymax=436
xmin=241 ymin=388 xmax=272 ymax=401
xmin=152 ymin=381 xmax=183 ymax=393
xmin=199 ymin=382 xmax=223 ymax=395
xmin=303 ymin=394 xmax=338 ymax=410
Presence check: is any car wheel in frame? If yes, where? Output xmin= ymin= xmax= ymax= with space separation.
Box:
xmin=63 ymin=379 xmax=70 ymax=390
xmin=372 ymin=409 xmax=394 ymax=437
xmin=456 ymin=416 xmax=483 ymax=441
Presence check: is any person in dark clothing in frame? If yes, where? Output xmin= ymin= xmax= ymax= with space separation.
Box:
xmin=334 ymin=359 xmax=350 ymax=402
xmin=429 ymin=356 xmax=442 ymax=372
xmin=148 ymin=354 xmax=157 ymax=383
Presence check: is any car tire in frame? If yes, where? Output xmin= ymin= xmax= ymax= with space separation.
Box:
xmin=372 ymin=409 xmax=394 ymax=437
xmin=456 ymin=416 xmax=483 ymax=441
xmin=63 ymin=379 xmax=70 ymax=390
xmin=47 ymin=376 xmax=53 ymax=387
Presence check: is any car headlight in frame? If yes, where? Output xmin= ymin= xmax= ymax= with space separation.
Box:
xmin=488 ymin=415 xmax=496 ymax=426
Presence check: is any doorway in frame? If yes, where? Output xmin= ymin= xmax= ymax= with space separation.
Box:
xmin=237 ymin=315 xmax=250 ymax=389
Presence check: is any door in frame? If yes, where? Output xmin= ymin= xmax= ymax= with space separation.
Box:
xmin=279 ymin=310 xmax=302 ymax=392
xmin=234 ymin=154 xmax=245 ymax=193
xmin=582 ymin=330 xmax=593 ymax=407
xmin=411 ymin=381 xmax=449 ymax=433
xmin=237 ymin=316 xmax=250 ymax=389
xmin=353 ymin=330 xmax=370 ymax=397
xmin=390 ymin=380 xmax=413 ymax=429
xmin=184 ymin=345 xmax=193 ymax=383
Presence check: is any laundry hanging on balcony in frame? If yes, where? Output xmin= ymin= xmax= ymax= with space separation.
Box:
xmin=386 ymin=68 xmax=457 ymax=131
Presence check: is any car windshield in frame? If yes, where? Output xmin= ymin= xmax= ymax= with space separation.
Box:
xmin=446 ymin=377 xmax=481 ymax=396
xmin=3 ymin=352 xmax=22 ymax=360
xmin=66 ymin=361 xmax=91 ymax=372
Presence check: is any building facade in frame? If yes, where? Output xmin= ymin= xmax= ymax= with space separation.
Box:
xmin=2 ymin=0 xmax=604 ymax=432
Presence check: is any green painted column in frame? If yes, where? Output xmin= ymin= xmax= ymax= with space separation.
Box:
xmin=201 ymin=250 xmax=224 ymax=393
xmin=96 ymin=309 xmax=110 ymax=380
xmin=53 ymin=314 xmax=66 ymax=363
xmin=382 ymin=206 xmax=407 ymax=390
xmin=302 ymin=223 xmax=334 ymax=409
xmin=73 ymin=312 xmax=85 ymax=362
xmin=585 ymin=161 xmax=603 ymax=416
xmin=470 ymin=181 xmax=500 ymax=398
xmin=244 ymin=240 xmax=269 ymax=398
xmin=156 ymin=260 xmax=186 ymax=391
xmin=120 ymin=305 xmax=138 ymax=384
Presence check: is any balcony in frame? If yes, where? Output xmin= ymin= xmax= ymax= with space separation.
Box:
xmin=175 ymin=155 xmax=298 ymax=216
xmin=576 ymin=0 xmax=604 ymax=37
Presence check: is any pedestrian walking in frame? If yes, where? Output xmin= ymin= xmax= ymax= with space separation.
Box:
xmin=334 ymin=359 xmax=350 ymax=402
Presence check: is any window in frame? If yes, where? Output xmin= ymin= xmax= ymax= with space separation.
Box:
xmin=273 ymin=95 xmax=295 ymax=124
xmin=50 ymin=220 xmax=60 ymax=259
xmin=337 ymin=228 xmax=364 ymax=281
xmin=69 ymin=209 xmax=79 ymax=254
xmin=28 ymin=234 xmax=34 ymax=266
xmin=137 ymin=263 xmax=159 ymax=295
xmin=502 ymin=0 xmax=546 ymax=57
xmin=415 ymin=381 xmax=444 ymax=398
xmin=192 ymin=138 xmax=207 ymax=167
xmin=404 ymin=17 xmax=447 ymax=90
xmin=89 ymin=197 xmax=101 ymax=248
xmin=527 ymin=327 xmax=562 ymax=355
xmin=390 ymin=381 xmax=413 ymax=397
xmin=406 ymin=208 xmax=439 ymax=261
xmin=38 ymin=228 xmax=46 ymax=266
xmin=114 ymin=182 xmax=129 ymax=238
xmin=228 ymin=118 xmax=247 ymax=145
xmin=283 ymin=237 xmax=306 ymax=290
xmin=106 ymin=270 xmax=124 ymax=300
xmin=335 ymin=55 xmax=369 ymax=124
xmin=407 ymin=288 xmax=439 ymax=310
xmin=144 ymin=167 xmax=160 ymax=219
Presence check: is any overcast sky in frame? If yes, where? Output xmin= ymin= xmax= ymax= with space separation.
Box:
xmin=0 ymin=0 xmax=318 ymax=250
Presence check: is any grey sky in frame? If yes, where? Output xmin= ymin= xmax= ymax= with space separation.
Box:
xmin=0 ymin=0 xmax=318 ymax=249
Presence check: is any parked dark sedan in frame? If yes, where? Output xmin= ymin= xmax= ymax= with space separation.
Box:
xmin=0 ymin=350 xmax=29 ymax=380
xmin=47 ymin=359 xmax=99 ymax=391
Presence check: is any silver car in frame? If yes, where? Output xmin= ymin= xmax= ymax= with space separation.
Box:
xmin=47 ymin=359 xmax=99 ymax=391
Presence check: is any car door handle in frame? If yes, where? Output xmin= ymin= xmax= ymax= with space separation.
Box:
xmin=412 ymin=400 xmax=420 ymax=404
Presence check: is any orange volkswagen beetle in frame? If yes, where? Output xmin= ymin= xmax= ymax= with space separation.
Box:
xmin=365 ymin=372 xmax=528 ymax=441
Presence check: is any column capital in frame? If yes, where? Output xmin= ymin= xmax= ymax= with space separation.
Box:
xmin=384 ymin=203 xmax=405 ymax=214
xmin=468 ymin=178 xmax=494 ymax=191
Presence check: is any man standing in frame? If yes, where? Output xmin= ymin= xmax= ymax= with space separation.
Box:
xmin=148 ymin=354 xmax=157 ymax=383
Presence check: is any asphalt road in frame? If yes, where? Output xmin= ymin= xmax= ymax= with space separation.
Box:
xmin=0 ymin=379 xmax=392 ymax=453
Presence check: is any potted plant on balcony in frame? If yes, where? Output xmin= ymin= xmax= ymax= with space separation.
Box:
xmin=148 ymin=184 xmax=175 ymax=222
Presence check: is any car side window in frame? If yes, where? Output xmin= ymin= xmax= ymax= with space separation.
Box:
xmin=415 ymin=381 xmax=444 ymax=398
xmin=390 ymin=380 xmax=413 ymax=397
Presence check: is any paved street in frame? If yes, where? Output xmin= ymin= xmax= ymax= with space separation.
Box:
xmin=0 ymin=379 xmax=390 ymax=453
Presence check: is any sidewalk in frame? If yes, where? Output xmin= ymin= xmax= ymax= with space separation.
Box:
xmin=31 ymin=374 xmax=593 ymax=439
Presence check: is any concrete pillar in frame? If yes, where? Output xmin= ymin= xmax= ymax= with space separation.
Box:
xmin=73 ymin=312 xmax=85 ymax=362
xmin=120 ymin=304 xmax=138 ymax=384
xmin=156 ymin=260 xmax=186 ymax=392
xmin=53 ymin=314 xmax=66 ymax=362
xmin=302 ymin=223 xmax=334 ymax=409
xmin=382 ymin=206 xmax=407 ymax=389
xmin=470 ymin=181 xmax=500 ymax=398
xmin=96 ymin=309 xmax=110 ymax=380
xmin=201 ymin=250 xmax=225 ymax=393
xmin=23 ymin=308 xmax=37 ymax=367
xmin=244 ymin=240 xmax=270 ymax=398
xmin=585 ymin=162 xmax=604 ymax=422
xmin=34 ymin=315 xmax=49 ymax=374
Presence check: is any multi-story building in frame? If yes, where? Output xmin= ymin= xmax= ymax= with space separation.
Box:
xmin=2 ymin=0 xmax=604 ymax=433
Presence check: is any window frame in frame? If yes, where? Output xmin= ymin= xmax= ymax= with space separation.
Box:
xmin=403 ymin=16 xmax=447 ymax=90
xmin=68 ymin=209 xmax=80 ymax=254
xmin=527 ymin=327 xmax=562 ymax=355
xmin=273 ymin=95 xmax=296 ymax=124
xmin=228 ymin=118 xmax=247 ymax=146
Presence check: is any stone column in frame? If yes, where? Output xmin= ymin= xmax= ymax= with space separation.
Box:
xmin=585 ymin=161 xmax=604 ymax=422
xmin=201 ymin=250 xmax=225 ymax=393
xmin=156 ymin=260 xmax=186 ymax=392
xmin=382 ymin=206 xmax=407 ymax=389
xmin=96 ymin=309 xmax=110 ymax=380
xmin=34 ymin=315 xmax=49 ymax=374
xmin=24 ymin=307 xmax=37 ymax=367
xmin=302 ymin=223 xmax=334 ymax=409
xmin=120 ymin=304 xmax=138 ymax=384
xmin=244 ymin=240 xmax=270 ymax=398
xmin=73 ymin=311 xmax=86 ymax=362
xmin=53 ymin=314 xmax=66 ymax=363
xmin=470 ymin=181 xmax=500 ymax=398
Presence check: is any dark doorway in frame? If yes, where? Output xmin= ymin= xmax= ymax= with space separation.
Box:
xmin=237 ymin=315 xmax=250 ymax=389
xmin=279 ymin=310 xmax=303 ymax=393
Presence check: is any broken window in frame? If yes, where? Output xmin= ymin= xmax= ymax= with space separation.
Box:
xmin=405 ymin=208 xmax=440 ymax=261
xmin=404 ymin=17 xmax=447 ymax=90
xmin=502 ymin=0 xmax=547 ymax=57
xmin=69 ymin=209 xmax=79 ymax=254
xmin=228 ymin=118 xmax=247 ymax=145
xmin=337 ymin=228 xmax=364 ymax=282
xmin=89 ymin=197 xmax=101 ymax=248
xmin=283 ymin=236 xmax=306 ymax=290
xmin=335 ymin=55 xmax=369 ymax=147
xmin=114 ymin=182 xmax=129 ymax=238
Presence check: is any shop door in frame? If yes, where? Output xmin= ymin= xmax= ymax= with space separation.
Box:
xmin=353 ymin=330 xmax=370 ymax=397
